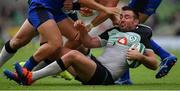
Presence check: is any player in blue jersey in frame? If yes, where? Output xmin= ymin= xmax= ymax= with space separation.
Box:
xmin=79 ymin=0 xmax=177 ymax=84
xmin=0 ymin=0 xmax=120 ymax=74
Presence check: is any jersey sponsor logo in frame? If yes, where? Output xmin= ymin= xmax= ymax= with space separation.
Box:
xmin=129 ymin=35 xmax=138 ymax=43
xmin=118 ymin=37 xmax=127 ymax=45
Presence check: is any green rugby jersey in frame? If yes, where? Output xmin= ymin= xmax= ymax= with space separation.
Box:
xmin=96 ymin=27 xmax=141 ymax=80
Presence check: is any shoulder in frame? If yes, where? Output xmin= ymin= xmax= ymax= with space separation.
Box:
xmin=134 ymin=24 xmax=153 ymax=38
xmin=99 ymin=27 xmax=120 ymax=40
xmin=138 ymin=24 xmax=152 ymax=30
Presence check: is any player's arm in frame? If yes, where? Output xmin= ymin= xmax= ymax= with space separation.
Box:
xmin=78 ymin=0 xmax=120 ymax=16
xmin=74 ymin=20 xmax=101 ymax=48
xmin=90 ymin=0 xmax=120 ymax=27
xmin=127 ymin=48 xmax=158 ymax=70
xmin=138 ymin=49 xmax=158 ymax=70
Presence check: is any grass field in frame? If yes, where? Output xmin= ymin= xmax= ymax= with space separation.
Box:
xmin=0 ymin=43 xmax=180 ymax=90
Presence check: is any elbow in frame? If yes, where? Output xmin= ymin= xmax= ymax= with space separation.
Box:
xmin=150 ymin=59 xmax=158 ymax=70
xmin=151 ymin=65 xmax=158 ymax=70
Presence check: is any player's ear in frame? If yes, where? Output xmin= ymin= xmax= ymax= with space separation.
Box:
xmin=134 ymin=19 xmax=139 ymax=25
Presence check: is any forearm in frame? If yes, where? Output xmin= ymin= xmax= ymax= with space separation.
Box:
xmin=91 ymin=0 xmax=119 ymax=27
xmin=91 ymin=12 xmax=110 ymax=27
xmin=78 ymin=0 xmax=108 ymax=13
xmin=79 ymin=30 xmax=93 ymax=46
xmin=79 ymin=30 xmax=100 ymax=48
xmin=138 ymin=52 xmax=158 ymax=70
xmin=75 ymin=20 xmax=101 ymax=48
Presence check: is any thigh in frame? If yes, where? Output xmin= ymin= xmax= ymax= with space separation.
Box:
xmin=37 ymin=19 xmax=62 ymax=45
xmin=62 ymin=50 xmax=97 ymax=82
xmin=128 ymin=0 xmax=162 ymax=16
xmin=144 ymin=0 xmax=162 ymax=16
xmin=71 ymin=54 xmax=114 ymax=85
xmin=57 ymin=18 xmax=79 ymax=40
xmin=82 ymin=63 xmax=114 ymax=85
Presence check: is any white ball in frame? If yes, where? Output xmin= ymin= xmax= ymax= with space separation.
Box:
xmin=126 ymin=43 xmax=145 ymax=68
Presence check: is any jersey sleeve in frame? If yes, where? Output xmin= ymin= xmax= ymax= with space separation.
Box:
xmin=136 ymin=25 xmax=153 ymax=49
xmin=98 ymin=27 xmax=117 ymax=47
xmin=98 ymin=30 xmax=109 ymax=47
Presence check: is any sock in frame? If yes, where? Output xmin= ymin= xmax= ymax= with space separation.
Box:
xmin=32 ymin=59 xmax=53 ymax=71
xmin=23 ymin=56 xmax=38 ymax=71
xmin=120 ymin=68 xmax=130 ymax=81
xmin=120 ymin=69 xmax=130 ymax=80
xmin=115 ymin=69 xmax=131 ymax=85
xmin=32 ymin=59 xmax=66 ymax=81
xmin=0 ymin=40 xmax=17 ymax=68
xmin=150 ymin=40 xmax=170 ymax=60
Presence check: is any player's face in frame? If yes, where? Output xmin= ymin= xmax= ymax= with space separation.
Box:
xmin=119 ymin=10 xmax=138 ymax=31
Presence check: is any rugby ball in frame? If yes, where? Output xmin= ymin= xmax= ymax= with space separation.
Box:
xmin=126 ymin=43 xmax=145 ymax=68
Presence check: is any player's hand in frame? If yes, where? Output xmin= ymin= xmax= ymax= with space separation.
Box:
xmin=63 ymin=0 xmax=73 ymax=11
xmin=105 ymin=7 xmax=120 ymax=16
xmin=74 ymin=20 xmax=87 ymax=31
xmin=126 ymin=48 xmax=142 ymax=61
xmin=110 ymin=14 xmax=120 ymax=26
xmin=80 ymin=7 xmax=94 ymax=17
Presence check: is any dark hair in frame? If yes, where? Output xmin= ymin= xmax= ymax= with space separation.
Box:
xmin=122 ymin=6 xmax=139 ymax=19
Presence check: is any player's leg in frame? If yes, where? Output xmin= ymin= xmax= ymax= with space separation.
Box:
xmin=59 ymin=11 xmax=83 ymax=80
xmin=56 ymin=14 xmax=82 ymax=51
xmin=14 ymin=50 xmax=97 ymax=85
xmin=34 ymin=37 xmax=76 ymax=80
xmin=138 ymin=16 xmax=177 ymax=78
xmin=2 ymin=19 xmax=37 ymax=84
xmin=22 ymin=6 xmax=64 ymax=71
xmin=114 ymin=69 xmax=132 ymax=85
xmin=32 ymin=35 xmax=75 ymax=79
xmin=23 ymin=21 xmax=62 ymax=71
xmin=140 ymin=0 xmax=177 ymax=78
xmin=151 ymin=40 xmax=177 ymax=78
xmin=4 ymin=18 xmax=63 ymax=84
xmin=128 ymin=0 xmax=162 ymax=23
xmin=0 ymin=19 xmax=37 ymax=68
xmin=30 ymin=37 xmax=53 ymax=71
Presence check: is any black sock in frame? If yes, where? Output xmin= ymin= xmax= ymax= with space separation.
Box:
xmin=56 ymin=59 xmax=66 ymax=71
xmin=44 ymin=59 xmax=53 ymax=64
xmin=5 ymin=40 xmax=17 ymax=53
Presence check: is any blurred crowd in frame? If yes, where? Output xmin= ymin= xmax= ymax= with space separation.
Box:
xmin=0 ymin=0 xmax=27 ymax=46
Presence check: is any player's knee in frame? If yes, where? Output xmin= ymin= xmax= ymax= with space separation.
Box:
xmin=67 ymin=50 xmax=81 ymax=59
xmin=49 ymin=42 xmax=62 ymax=53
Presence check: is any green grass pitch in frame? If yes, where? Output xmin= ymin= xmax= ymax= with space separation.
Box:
xmin=0 ymin=44 xmax=180 ymax=90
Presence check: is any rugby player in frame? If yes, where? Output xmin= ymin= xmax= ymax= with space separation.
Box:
xmin=81 ymin=0 xmax=177 ymax=81
xmin=5 ymin=6 xmax=158 ymax=85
